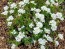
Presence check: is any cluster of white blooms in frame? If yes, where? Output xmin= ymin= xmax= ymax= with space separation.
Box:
xmin=49 ymin=20 xmax=57 ymax=31
xmin=19 ymin=1 xmax=25 ymax=7
xmin=40 ymin=45 xmax=45 ymax=49
xmin=23 ymin=0 xmax=29 ymax=4
xmin=7 ymin=15 xmax=14 ymax=26
xmin=38 ymin=38 xmax=47 ymax=45
xmin=31 ymin=8 xmax=41 ymax=13
xmin=11 ymin=44 xmax=16 ymax=49
xmin=9 ymin=10 xmax=14 ymax=14
xmin=36 ymin=22 xmax=43 ymax=28
xmin=29 ymin=23 xmax=34 ymax=28
xmin=35 ymin=13 xmax=45 ymax=22
xmin=44 ymin=28 xmax=50 ymax=34
xmin=41 ymin=6 xmax=51 ymax=13
xmin=18 ymin=9 xmax=25 ymax=14
xmin=45 ymin=0 xmax=58 ymax=6
xmin=10 ymin=3 xmax=17 ymax=8
xmin=44 ymin=34 xmax=53 ymax=42
xmin=4 ymin=5 xmax=9 ymax=11
xmin=51 ymin=12 xmax=64 ymax=21
xmin=33 ymin=27 xmax=43 ymax=34
xmin=7 ymin=22 xmax=12 ymax=26
xmin=15 ymin=32 xmax=25 ymax=42
xmin=30 ymin=1 xmax=36 ymax=5
xmin=1 ymin=11 xmax=8 ymax=15
xmin=38 ymin=38 xmax=47 ymax=49
xmin=55 ymin=40 xmax=59 ymax=46
xmin=11 ymin=30 xmax=17 ymax=34
xmin=58 ymin=34 xmax=64 ymax=40
xmin=7 ymin=15 xmax=14 ymax=21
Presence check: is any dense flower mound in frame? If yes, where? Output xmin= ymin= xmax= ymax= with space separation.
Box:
xmin=1 ymin=0 xmax=64 ymax=49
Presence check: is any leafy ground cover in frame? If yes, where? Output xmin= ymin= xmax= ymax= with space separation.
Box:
xmin=0 ymin=0 xmax=65 ymax=49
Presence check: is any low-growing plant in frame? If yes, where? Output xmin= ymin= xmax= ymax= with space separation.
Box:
xmin=1 ymin=0 xmax=65 ymax=49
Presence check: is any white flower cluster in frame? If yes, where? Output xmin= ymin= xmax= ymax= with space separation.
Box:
xmin=35 ymin=13 xmax=45 ymax=22
xmin=41 ymin=6 xmax=51 ymax=13
xmin=11 ymin=30 xmax=17 ymax=34
xmin=44 ymin=34 xmax=53 ymax=42
xmin=49 ymin=20 xmax=57 ymax=31
xmin=38 ymin=38 xmax=47 ymax=49
xmin=11 ymin=44 xmax=16 ymax=49
xmin=1 ymin=0 xmax=64 ymax=49
xmin=45 ymin=0 xmax=58 ymax=6
xmin=15 ymin=32 xmax=25 ymax=42
xmin=51 ymin=12 xmax=64 ymax=21
xmin=33 ymin=27 xmax=43 ymax=34
xmin=44 ymin=28 xmax=50 ymax=34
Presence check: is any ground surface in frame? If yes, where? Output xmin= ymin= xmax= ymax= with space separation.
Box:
xmin=0 ymin=0 xmax=65 ymax=49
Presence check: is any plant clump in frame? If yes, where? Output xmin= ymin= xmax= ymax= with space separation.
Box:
xmin=1 ymin=0 xmax=65 ymax=49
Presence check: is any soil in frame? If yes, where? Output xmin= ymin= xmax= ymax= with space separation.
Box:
xmin=0 ymin=0 xmax=65 ymax=49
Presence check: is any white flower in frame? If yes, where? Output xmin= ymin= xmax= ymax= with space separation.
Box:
xmin=36 ymin=22 xmax=43 ymax=28
xmin=35 ymin=13 xmax=45 ymax=22
xmin=40 ymin=45 xmax=45 ymax=49
xmin=55 ymin=41 xmax=59 ymax=46
xmin=29 ymin=23 xmax=34 ymax=28
xmin=61 ymin=17 xmax=64 ymax=21
xmin=11 ymin=44 xmax=16 ymax=49
xmin=18 ymin=13 xmax=21 ymax=16
xmin=58 ymin=34 xmax=64 ymax=40
xmin=9 ymin=10 xmax=14 ymax=14
xmin=47 ymin=8 xmax=51 ymax=13
xmin=38 ymin=38 xmax=47 ymax=45
xmin=51 ymin=13 xmax=57 ymax=20
xmin=54 ymin=3 xmax=58 ymax=6
xmin=30 ymin=1 xmax=36 ymax=5
xmin=7 ymin=22 xmax=12 ymax=26
xmin=10 ymin=3 xmax=17 ymax=8
xmin=31 ymin=8 xmax=36 ymax=11
xmin=56 ymin=12 xmax=62 ymax=18
xmin=1 ymin=11 xmax=8 ymax=15
xmin=41 ymin=6 xmax=47 ymax=11
xmin=44 ymin=28 xmax=50 ymax=34
xmin=18 ymin=9 xmax=25 ymax=14
xmin=45 ymin=0 xmax=50 ymax=5
xmin=4 ymin=5 xmax=9 ymax=11
xmin=51 ymin=25 xmax=57 ymax=31
xmin=19 ymin=1 xmax=25 ymax=6
xmin=56 ymin=12 xmax=64 ymax=20
xmin=49 ymin=20 xmax=57 ymax=31
xmin=33 ymin=27 xmax=43 ymax=34
xmin=15 ymin=36 xmax=22 ymax=42
xmin=18 ymin=32 xmax=25 ymax=39
xmin=15 ymin=32 xmax=25 ymax=42
xmin=50 ymin=0 xmax=55 ymax=4
xmin=21 ymin=25 xmax=25 ymax=29
xmin=23 ymin=0 xmax=29 ymax=3
xmin=34 ymin=9 xmax=41 ymax=13
xmin=11 ymin=30 xmax=17 ymax=34
xmin=41 ymin=6 xmax=51 ymax=13
xmin=44 ymin=34 xmax=53 ymax=42
xmin=18 ymin=28 xmax=21 ymax=31
xmin=51 ymin=12 xmax=64 ymax=21
xmin=49 ymin=20 xmax=56 ymax=26
xmin=7 ymin=15 xmax=14 ymax=21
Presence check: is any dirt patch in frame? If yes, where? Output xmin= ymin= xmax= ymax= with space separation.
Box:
xmin=0 ymin=17 xmax=9 ymax=49
xmin=57 ymin=20 xmax=65 ymax=49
